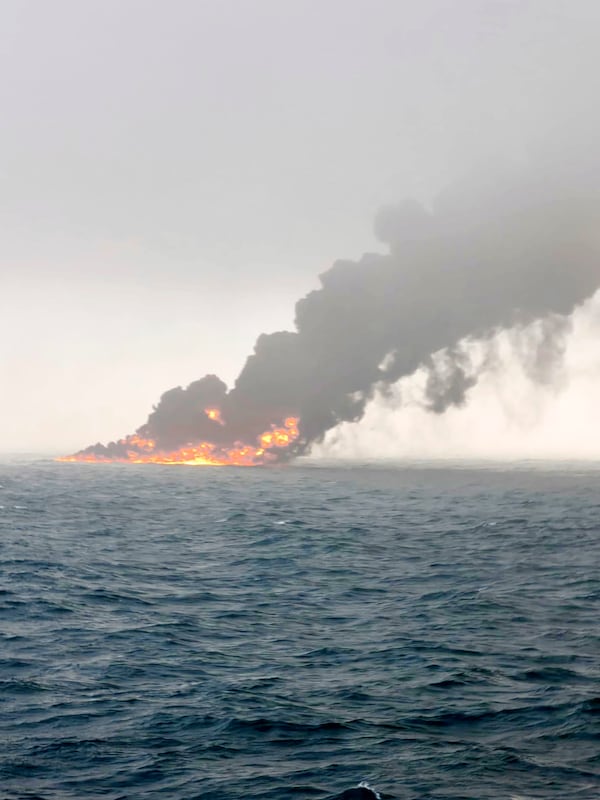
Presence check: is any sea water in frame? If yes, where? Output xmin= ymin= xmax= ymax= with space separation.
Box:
xmin=1 ymin=459 xmax=599 ymax=799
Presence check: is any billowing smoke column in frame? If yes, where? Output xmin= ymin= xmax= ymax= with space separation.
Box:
xmin=65 ymin=158 xmax=600 ymax=465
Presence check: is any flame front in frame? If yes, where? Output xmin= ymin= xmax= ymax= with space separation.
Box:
xmin=57 ymin=416 xmax=299 ymax=467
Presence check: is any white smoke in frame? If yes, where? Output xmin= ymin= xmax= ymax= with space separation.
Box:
xmin=314 ymin=290 xmax=600 ymax=461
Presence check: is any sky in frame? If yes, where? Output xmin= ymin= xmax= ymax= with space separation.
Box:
xmin=2 ymin=0 xmax=600 ymax=454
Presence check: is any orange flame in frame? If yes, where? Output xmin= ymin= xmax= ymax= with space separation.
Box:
xmin=205 ymin=407 xmax=224 ymax=425
xmin=57 ymin=417 xmax=299 ymax=467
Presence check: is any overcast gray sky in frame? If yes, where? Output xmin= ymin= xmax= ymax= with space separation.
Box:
xmin=2 ymin=0 xmax=599 ymax=452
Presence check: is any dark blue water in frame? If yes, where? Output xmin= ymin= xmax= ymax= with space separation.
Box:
xmin=1 ymin=460 xmax=599 ymax=800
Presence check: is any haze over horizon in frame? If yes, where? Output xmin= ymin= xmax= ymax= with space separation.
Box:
xmin=3 ymin=0 xmax=600 ymax=457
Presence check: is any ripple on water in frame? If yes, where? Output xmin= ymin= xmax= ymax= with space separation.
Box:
xmin=0 ymin=460 xmax=599 ymax=799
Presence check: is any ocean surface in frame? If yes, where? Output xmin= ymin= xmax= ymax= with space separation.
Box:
xmin=1 ymin=458 xmax=599 ymax=800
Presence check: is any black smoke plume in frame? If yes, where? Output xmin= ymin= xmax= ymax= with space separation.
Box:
xmin=74 ymin=158 xmax=600 ymax=462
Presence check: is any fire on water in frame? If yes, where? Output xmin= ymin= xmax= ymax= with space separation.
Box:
xmin=57 ymin=416 xmax=300 ymax=467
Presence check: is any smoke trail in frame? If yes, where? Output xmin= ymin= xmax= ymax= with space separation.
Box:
xmin=69 ymin=156 xmax=600 ymax=463
xmin=315 ymin=291 xmax=600 ymax=461
xmin=417 ymin=312 xmax=572 ymax=415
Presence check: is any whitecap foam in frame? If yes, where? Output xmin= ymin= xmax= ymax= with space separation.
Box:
xmin=358 ymin=782 xmax=381 ymax=799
